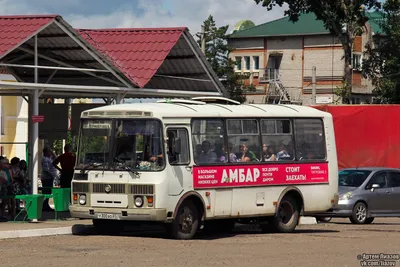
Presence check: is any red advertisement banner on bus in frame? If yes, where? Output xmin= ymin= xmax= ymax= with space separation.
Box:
xmin=193 ymin=162 xmax=329 ymax=188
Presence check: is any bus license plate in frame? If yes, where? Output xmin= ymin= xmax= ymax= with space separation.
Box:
xmin=96 ymin=213 xmax=120 ymax=220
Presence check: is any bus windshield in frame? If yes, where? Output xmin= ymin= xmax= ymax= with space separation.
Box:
xmin=113 ymin=119 xmax=164 ymax=171
xmin=76 ymin=119 xmax=164 ymax=171
xmin=77 ymin=119 xmax=112 ymax=169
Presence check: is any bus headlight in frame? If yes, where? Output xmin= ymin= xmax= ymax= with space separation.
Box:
xmin=79 ymin=194 xmax=86 ymax=205
xmin=135 ymin=196 xmax=143 ymax=207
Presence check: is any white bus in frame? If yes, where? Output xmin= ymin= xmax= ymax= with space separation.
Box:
xmin=69 ymin=97 xmax=339 ymax=239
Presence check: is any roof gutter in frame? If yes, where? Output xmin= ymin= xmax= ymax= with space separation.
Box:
xmin=228 ymin=32 xmax=331 ymax=39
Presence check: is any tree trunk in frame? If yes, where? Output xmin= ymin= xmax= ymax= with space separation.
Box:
xmin=343 ymin=42 xmax=353 ymax=104
xmin=342 ymin=26 xmax=354 ymax=104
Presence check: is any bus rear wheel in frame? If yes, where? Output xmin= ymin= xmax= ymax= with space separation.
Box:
xmin=269 ymin=195 xmax=300 ymax=233
xmin=167 ymin=201 xmax=199 ymax=240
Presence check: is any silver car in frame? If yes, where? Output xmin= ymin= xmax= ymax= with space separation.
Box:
xmin=312 ymin=167 xmax=400 ymax=224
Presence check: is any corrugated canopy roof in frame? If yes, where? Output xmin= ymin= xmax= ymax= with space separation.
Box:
xmin=78 ymin=28 xmax=186 ymax=88
xmin=0 ymin=14 xmax=226 ymax=97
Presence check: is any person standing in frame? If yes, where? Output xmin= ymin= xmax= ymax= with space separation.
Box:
xmin=53 ymin=144 xmax=76 ymax=188
xmin=41 ymin=147 xmax=58 ymax=211
xmin=0 ymin=159 xmax=9 ymax=221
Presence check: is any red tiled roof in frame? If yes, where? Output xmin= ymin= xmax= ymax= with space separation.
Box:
xmin=78 ymin=27 xmax=187 ymax=88
xmin=0 ymin=15 xmax=57 ymax=59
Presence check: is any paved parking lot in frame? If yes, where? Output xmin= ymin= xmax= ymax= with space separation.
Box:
xmin=2 ymin=218 xmax=400 ymax=267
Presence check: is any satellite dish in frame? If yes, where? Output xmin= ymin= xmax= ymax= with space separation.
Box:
xmin=231 ymin=20 xmax=256 ymax=34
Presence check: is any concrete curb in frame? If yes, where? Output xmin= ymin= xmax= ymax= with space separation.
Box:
xmin=0 ymin=224 xmax=91 ymax=240
xmin=0 ymin=226 xmax=72 ymax=240
xmin=298 ymin=216 xmax=318 ymax=225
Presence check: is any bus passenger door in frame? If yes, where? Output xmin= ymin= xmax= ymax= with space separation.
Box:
xmin=166 ymin=127 xmax=192 ymax=196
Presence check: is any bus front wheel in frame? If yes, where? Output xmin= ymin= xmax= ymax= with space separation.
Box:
xmin=270 ymin=195 xmax=300 ymax=233
xmin=167 ymin=201 xmax=199 ymax=240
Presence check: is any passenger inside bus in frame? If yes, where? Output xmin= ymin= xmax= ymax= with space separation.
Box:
xmin=238 ymin=143 xmax=258 ymax=162
xmin=228 ymin=142 xmax=239 ymax=162
xmin=150 ymin=131 xmax=176 ymax=165
xmin=214 ymin=142 xmax=227 ymax=162
xmin=194 ymin=144 xmax=203 ymax=162
xmin=116 ymin=137 xmax=134 ymax=160
xmin=198 ymin=140 xmax=217 ymax=163
xmin=263 ymin=144 xmax=276 ymax=161
xmin=276 ymin=143 xmax=291 ymax=160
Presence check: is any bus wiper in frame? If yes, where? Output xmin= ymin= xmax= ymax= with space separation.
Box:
xmin=114 ymin=157 xmax=140 ymax=177
xmin=80 ymin=162 xmax=105 ymax=174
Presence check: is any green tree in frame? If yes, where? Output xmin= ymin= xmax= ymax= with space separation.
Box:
xmin=197 ymin=15 xmax=248 ymax=103
xmin=363 ymin=0 xmax=400 ymax=103
xmin=254 ymin=0 xmax=381 ymax=104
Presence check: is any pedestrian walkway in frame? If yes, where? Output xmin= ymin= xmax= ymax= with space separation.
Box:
xmin=0 ymin=211 xmax=92 ymax=239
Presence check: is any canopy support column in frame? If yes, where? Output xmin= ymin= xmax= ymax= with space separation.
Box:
xmin=32 ymin=34 xmax=39 ymax=198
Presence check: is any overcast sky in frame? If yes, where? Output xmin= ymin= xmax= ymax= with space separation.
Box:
xmin=0 ymin=0 xmax=286 ymax=35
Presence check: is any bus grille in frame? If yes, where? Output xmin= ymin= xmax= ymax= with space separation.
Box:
xmin=130 ymin=185 xmax=154 ymax=195
xmin=92 ymin=183 xmax=126 ymax=194
xmin=72 ymin=183 xmax=89 ymax=193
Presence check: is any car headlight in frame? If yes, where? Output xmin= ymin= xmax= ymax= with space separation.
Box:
xmin=339 ymin=192 xmax=353 ymax=200
xmin=135 ymin=196 xmax=143 ymax=207
xmin=79 ymin=194 xmax=86 ymax=205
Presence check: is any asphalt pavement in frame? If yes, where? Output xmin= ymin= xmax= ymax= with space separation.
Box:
xmin=2 ymin=218 xmax=400 ymax=267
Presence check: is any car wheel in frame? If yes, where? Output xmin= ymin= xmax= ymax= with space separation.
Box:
xmin=316 ymin=217 xmax=332 ymax=223
xmin=270 ymin=195 xmax=300 ymax=233
xmin=167 ymin=201 xmax=199 ymax=240
xmin=350 ymin=202 xmax=368 ymax=224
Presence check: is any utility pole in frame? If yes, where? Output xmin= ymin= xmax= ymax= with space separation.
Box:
xmin=312 ymin=66 xmax=316 ymax=105
xmin=201 ymin=25 xmax=206 ymax=55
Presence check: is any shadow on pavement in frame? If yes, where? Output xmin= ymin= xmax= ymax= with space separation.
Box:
xmin=70 ymin=222 xmax=340 ymax=240
xmin=331 ymin=222 xmax=400 ymax=225
xmin=12 ymin=210 xmax=73 ymax=222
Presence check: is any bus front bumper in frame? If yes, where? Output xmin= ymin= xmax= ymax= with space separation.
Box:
xmin=70 ymin=206 xmax=168 ymax=222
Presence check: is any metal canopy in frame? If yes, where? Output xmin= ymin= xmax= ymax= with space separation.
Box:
xmin=0 ymin=81 xmax=221 ymax=98
xmin=0 ymin=14 xmax=225 ymax=204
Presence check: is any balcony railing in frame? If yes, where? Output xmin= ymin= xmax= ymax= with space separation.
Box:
xmin=258 ymin=68 xmax=280 ymax=82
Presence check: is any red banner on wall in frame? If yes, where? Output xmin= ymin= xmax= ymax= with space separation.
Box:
xmin=193 ymin=163 xmax=329 ymax=188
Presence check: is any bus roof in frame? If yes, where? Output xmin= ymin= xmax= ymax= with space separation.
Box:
xmin=82 ymin=102 xmax=331 ymax=119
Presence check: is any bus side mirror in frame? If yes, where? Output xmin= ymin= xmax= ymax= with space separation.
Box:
xmin=172 ymin=138 xmax=181 ymax=154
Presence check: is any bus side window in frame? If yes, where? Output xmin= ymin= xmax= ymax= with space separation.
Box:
xmin=191 ymin=119 xmax=225 ymax=165
xmin=227 ymin=119 xmax=260 ymax=162
xmin=167 ymin=128 xmax=190 ymax=165
xmin=260 ymin=119 xmax=293 ymax=161
xmin=294 ymin=119 xmax=326 ymax=160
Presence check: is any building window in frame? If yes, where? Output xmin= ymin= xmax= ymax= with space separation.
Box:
xmin=244 ymin=56 xmax=250 ymax=70
xmin=353 ymin=54 xmax=362 ymax=70
xmin=235 ymin=57 xmax=242 ymax=71
xmin=253 ymin=56 xmax=260 ymax=70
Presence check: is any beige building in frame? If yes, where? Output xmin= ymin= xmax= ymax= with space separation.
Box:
xmin=0 ymin=73 xmax=29 ymax=160
xmin=228 ymin=12 xmax=383 ymax=105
